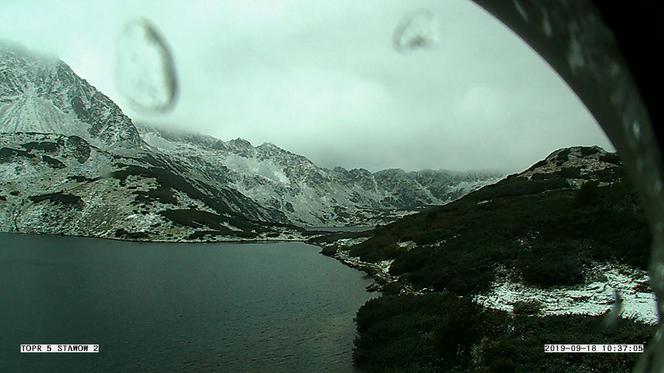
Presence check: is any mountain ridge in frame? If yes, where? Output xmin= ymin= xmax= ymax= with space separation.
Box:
xmin=310 ymin=145 xmax=655 ymax=372
xmin=0 ymin=44 xmax=299 ymax=240
xmin=137 ymin=122 xmax=504 ymax=227
xmin=1 ymin=43 xmax=502 ymax=239
xmin=0 ymin=45 xmax=142 ymax=150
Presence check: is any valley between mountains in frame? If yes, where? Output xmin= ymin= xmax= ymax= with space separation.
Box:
xmin=0 ymin=45 xmax=500 ymax=241
xmin=0 ymin=44 xmax=658 ymax=372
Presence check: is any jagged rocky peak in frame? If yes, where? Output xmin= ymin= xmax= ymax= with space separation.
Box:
xmin=256 ymin=142 xmax=287 ymax=157
xmin=330 ymin=166 xmax=372 ymax=180
xmin=224 ymin=138 xmax=255 ymax=157
xmin=0 ymin=43 xmax=142 ymax=149
xmin=521 ymin=146 xmax=622 ymax=185
xmin=257 ymin=142 xmax=279 ymax=150
xmin=136 ymin=122 xmax=504 ymax=226
xmin=228 ymin=138 xmax=253 ymax=148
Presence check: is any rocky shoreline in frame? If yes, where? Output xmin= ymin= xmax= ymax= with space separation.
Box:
xmin=308 ymin=234 xmax=420 ymax=294
xmin=5 ymin=227 xmax=658 ymax=326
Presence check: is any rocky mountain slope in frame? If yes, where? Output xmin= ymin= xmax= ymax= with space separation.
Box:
xmin=0 ymin=44 xmax=298 ymax=241
xmin=0 ymin=45 xmax=141 ymax=150
xmin=312 ymin=146 xmax=656 ymax=371
xmin=0 ymin=43 xmax=501 ymax=240
xmin=138 ymin=123 xmax=502 ymax=227
xmin=0 ymin=132 xmax=301 ymax=240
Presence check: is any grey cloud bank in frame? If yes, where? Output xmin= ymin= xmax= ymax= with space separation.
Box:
xmin=0 ymin=0 xmax=613 ymax=173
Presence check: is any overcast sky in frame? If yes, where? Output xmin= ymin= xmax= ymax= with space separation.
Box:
xmin=0 ymin=0 xmax=613 ymax=173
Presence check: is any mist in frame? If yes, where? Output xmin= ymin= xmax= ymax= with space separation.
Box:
xmin=0 ymin=0 xmax=613 ymax=173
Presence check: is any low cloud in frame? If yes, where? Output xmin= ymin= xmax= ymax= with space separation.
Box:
xmin=0 ymin=0 xmax=612 ymax=173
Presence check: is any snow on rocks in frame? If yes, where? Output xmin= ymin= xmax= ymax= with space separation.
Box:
xmin=474 ymin=263 xmax=658 ymax=325
xmin=135 ymin=123 xmax=502 ymax=228
xmin=397 ymin=240 xmax=417 ymax=251
xmin=520 ymin=146 xmax=619 ymax=185
xmin=377 ymin=259 xmax=395 ymax=274
xmin=328 ymin=236 xmax=371 ymax=248
xmin=1 ymin=44 xmax=142 ymax=149
xmin=332 ymin=249 xmax=397 ymax=291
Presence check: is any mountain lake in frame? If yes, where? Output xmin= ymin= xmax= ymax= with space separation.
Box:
xmin=0 ymin=233 xmax=376 ymax=372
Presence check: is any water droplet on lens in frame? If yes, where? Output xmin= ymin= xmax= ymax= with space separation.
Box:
xmin=115 ymin=18 xmax=177 ymax=112
xmin=632 ymin=120 xmax=641 ymax=139
xmin=393 ymin=11 xmax=439 ymax=52
xmin=513 ymin=0 xmax=529 ymax=22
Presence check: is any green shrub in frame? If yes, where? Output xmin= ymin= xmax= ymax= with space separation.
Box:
xmin=575 ymin=180 xmax=599 ymax=206
xmin=320 ymin=246 xmax=337 ymax=256
xmin=517 ymin=245 xmax=584 ymax=288
xmin=381 ymin=282 xmax=402 ymax=295
xmin=353 ymin=294 xmax=655 ymax=372
xmin=512 ymin=300 xmax=542 ymax=316
xmin=599 ymin=153 xmax=621 ymax=165
xmin=0 ymin=147 xmax=33 ymax=163
xmin=41 ymin=155 xmax=65 ymax=169
xmin=21 ymin=141 xmax=60 ymax=153
xmin=557 ymin=167 xmax=581 ymax=179
xmin=29 ymin=192 xmax=84 ymax=208
xmin=578 ymin=147 xmax=600 ymax=156
xmin=556 ymin=149 xmax=571 ymax=163
xmin=354 ymin=294 xmax=485 ymax=371
xmin=114 ymin=229 xmax=149 ymax=239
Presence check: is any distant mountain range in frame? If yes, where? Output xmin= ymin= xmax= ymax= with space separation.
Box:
xmin=0 ymin=44 xmax=501 ymax=240
xmin=137 ymin=123 xmax=503 ymax=227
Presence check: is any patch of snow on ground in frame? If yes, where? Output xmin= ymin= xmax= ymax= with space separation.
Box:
xmin=335 ymin=236 xmax=370 ymax=247
xmin=397 ymin=240 xmax=416 ymax=250
xmin=474 ymin=263 xmax=658 ymax=325
xmin=332 ymin=249 xmax=398 ymax=291
xmin=377 ymin=259 xmax=394 ymax=274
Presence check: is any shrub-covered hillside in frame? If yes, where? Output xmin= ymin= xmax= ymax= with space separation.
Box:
xmin=321 ymin=146 xmax=656 ymax=372
xmin=349 ymin=146 xmax=650 ymax=294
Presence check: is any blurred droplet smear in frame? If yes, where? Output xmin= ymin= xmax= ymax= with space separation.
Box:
xmin=114 ymin=18 xmax=177 ymax=112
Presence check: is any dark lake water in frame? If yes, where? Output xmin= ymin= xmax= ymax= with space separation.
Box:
xmin=0 ymin=233 xmax=376 ymax=372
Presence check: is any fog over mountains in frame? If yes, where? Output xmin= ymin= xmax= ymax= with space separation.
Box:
xmin=0 ymin=45 xmax=501 ymax=240
xmin=137 ymin=123 xmax=502 ymax=227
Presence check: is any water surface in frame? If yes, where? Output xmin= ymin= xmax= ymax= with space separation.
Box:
xmin=0 ymin=233 xmax=375 ymax=372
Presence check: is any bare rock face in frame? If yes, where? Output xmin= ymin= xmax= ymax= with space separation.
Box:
xmin=1 ymin=44 xmax=142 ymax=149
xmin=0 ymin=45 xmax=296 ymax=241
xmin=0 ymin=132 xmax=298 ymax=241
xmin=0 ymin=43 xmax=503 ymax=239
xmin=521 ymin=146 xmax=623 ymax=186
xmin=136 ymin=123 xmax=504 ymax=227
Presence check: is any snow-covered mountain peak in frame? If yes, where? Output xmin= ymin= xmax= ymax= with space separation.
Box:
xmin=256 ymin=142 xmax=285 ymax=154
xmin=0 ymin=44 xmax=60 ymax=83
xmin=0 ymin=43 xmax=142 ymax=149
xmin=228 ymin=138 xmax=253 ymax=148
xmin=137 ymin=123 xmax=504 ymax=226
xmin=0 ymin=45 xmax=502 ymax=236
